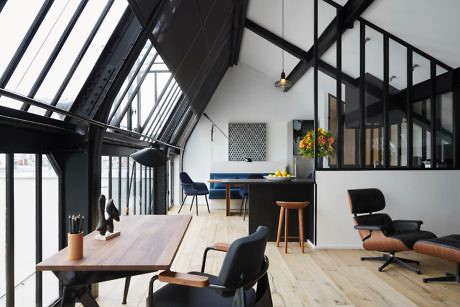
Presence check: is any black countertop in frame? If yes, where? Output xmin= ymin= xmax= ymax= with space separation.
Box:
xmin=211 ymin=178 xmax=315 ymax=184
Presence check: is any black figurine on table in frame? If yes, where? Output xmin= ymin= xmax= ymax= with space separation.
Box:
xmin=96 ymin=195 xmax=121 ymax=240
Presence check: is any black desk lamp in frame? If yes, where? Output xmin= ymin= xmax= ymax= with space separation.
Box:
xmin=125 ymin=148 xmax=167 ymax=215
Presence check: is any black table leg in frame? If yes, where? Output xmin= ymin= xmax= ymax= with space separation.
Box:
xmin=61 ymin=285 xmax=98 ymax=307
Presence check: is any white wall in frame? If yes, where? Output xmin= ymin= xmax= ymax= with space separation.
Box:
xmin=177 ymin=63 xmax=314 ymax=205
xmin=316 ymin=170 xmax=460 ymax=248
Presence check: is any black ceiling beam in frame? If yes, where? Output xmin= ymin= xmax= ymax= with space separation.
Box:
xmin=284 ymin=0 xmax=374 ymax=91
xmin=230 ymin=0 xmax=249 ymax=65
xmin=245 ymin=18 xmax=357 ymax=86
xmin=0 ymin=0 xmax=7 ymax=14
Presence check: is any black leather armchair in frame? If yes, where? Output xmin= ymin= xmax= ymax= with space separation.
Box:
xmin=146 ymin=226 xmax=273 ymax=307
xmin=347 ymin=188 xmax=436 ymax=273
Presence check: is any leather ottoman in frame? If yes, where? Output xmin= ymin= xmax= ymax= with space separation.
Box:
xmin=414 ymin=235 xmax=460 ymax=283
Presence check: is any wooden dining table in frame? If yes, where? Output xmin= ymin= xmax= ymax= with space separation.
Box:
xmin=36 ymin=215 xmax=191 ymax=307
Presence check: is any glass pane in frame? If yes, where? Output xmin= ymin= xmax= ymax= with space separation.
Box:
xmin=0 ymin=1 xmax=44 ymax=75
xmin=365 ymin=26 xmax=384 ymax=168
xmin=389 ymin=39 xmax=408 ymax=167
xmin=109 ymin=42 xmax=153 ymax=126
xmin=436 ymin=91 xmax=453 ymax=168
xmin=0 ymin=154 xmax=5 ymax=301
xmin=42 ymin=155 xmax=59 ymax=305
xmin=32 ymin=1 xmax=109 ymax=111
xmin=101 ymin=156 xmax=109 ymax=197
xmin=52 ymin=1 xmax=128 ymax=116
xmin=120 ymin=157 xmax=128 ymax=215
xmin=14 ymin=154 xmax=36 ymax=306
xmin=5 ymin=1 xmax=81 ymax=95
xmin=112 ymin=157 xmax=120 ymax=211
xmin=412 ymin=53 xmax=431 ymax=168
xmin=342 ymin=21 xmax=361 ymax=168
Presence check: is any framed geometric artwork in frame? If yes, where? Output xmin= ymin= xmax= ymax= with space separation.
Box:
xmin=228 ymin=123 xmax=267 ymax=161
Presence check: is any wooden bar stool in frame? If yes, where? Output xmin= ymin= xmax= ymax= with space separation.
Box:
xmin=275 ymin=201 xmax=309 ymax=253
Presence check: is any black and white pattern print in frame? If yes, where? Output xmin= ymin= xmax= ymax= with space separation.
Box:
xmin=228 ymin=123 xmax=267 ymax=161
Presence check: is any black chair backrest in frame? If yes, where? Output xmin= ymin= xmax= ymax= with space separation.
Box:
xmin=179 ymin=172 xmax=194 ymax=185
xmin=348 ymin=188 xmax=386 ymax=214
xmin=217 ymin=226 xmax=269 ymax=288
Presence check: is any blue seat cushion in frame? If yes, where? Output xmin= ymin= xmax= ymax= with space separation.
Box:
xmin=209 ymin=189 xmax=241 ymax=200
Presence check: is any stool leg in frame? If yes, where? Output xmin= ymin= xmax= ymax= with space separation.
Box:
xmin=276 ymin=207 xmax=285 ymax=247
xmin=284 ymin=208 xmax=289 ymax=253
xmin=298 ymin=209 xmax=304 ymax=253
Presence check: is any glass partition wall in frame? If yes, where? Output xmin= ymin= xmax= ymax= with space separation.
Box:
xmin=314 ymin=0 xmax=458 ymax=170
xmin=101 ymin=155 xmax=155 ymax=216
xmin=0 ymin=154 xmax=60 ymax=307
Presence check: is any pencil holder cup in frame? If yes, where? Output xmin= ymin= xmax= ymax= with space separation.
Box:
xmin=68 ymin=232 xmax=83 ymax=260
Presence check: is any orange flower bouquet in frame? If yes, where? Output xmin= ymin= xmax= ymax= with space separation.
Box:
xmin=298 ymin=128 xmax=335 ymax=158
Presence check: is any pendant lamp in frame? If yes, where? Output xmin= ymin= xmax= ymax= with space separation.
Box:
xmin=274 ymin=0 xmax=292 ymax=89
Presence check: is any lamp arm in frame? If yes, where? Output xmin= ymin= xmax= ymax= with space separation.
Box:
xmin=203 ymin=113 xmax=228 ymax=139
xmin=125 ymin=161 xmax=136 ymax=215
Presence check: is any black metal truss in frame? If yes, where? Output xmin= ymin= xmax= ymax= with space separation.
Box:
xmin=284 ymin=0 xmax=375 ymax=91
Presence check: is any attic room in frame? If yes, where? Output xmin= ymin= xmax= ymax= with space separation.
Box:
xmin=0 ymin=0 xmax=459 ymax=306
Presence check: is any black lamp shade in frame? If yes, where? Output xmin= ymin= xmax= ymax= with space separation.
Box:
xmin=130 ymin=148 xmax=167 ymax=167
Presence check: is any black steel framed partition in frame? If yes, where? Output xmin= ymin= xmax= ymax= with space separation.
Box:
xmin=314 ymin=0 xmax=459 ymax=170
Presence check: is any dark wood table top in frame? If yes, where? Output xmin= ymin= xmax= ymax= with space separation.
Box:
xmin=36 ymin=215 xmax=191 ymax=272
xmin=209 ymin=178 xmax=315 ymax=184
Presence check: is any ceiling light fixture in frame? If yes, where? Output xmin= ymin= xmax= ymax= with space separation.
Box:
xmin=275 ymin=0 xmax=292 ymax=89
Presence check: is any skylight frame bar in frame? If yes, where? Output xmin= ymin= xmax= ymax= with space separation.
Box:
xmin=0 ymin=0 xmax=54 ymax=89
xmin=107 ymin=43 xmax=154 ymax=123
xmin=110 ymin=50 xmax=159 ymax=127
xmin=45 ymin=0 xmax=114 ymax=117
xmin=145 ymin=82 xmax=180 ymax=137
xmin=170 ymin=104 xmax=193 ymax=145
xmin=152 ymin=86 xmax=182 ymax=135
xmin=151 ymin=88 xmax=182 ymax=139
xmin=159 ymin=97 xmax=189 ymax=143
xmin=142 ymin=79 xmax=177 ymax=136
xmin=21 ymin=0 xmax=89 ymax=111
xmin=140 ymin=73 xmax=174 ymax=132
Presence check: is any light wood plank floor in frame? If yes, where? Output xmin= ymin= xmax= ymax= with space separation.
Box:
xmin=94 ymin=207 xmax=460 ymax=307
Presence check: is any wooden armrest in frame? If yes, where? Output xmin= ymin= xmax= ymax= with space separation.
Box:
xmin=213 ymin=242 xmax=230 ymax=252
xmin=159 ymin=271 xmax=209 ymax=288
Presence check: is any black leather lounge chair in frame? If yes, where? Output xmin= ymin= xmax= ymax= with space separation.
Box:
xmin=347 ymin=188 xmax=436 ymax=273
xmin=146 ymin=225 xmax=273 ymax=307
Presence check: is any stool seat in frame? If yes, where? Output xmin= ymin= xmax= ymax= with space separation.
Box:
xmin=275 ymin=201 xmax=309 ymax=253
xmin=276 ymin=201 xmax=309 ymax=209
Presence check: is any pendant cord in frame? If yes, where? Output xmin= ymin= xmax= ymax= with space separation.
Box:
xmin=281 ymin=0 xmax=285 ymax=72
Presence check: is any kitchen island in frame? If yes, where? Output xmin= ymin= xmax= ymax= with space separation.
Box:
xmin=209 ymin=178 xmax=315 ymax=243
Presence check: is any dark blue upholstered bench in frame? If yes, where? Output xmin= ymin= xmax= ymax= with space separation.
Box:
xmin=209 ymin=173 xmax=267 ymax=200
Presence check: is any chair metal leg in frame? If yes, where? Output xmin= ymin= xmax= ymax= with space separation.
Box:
xmin=146 ymin=275 xmax=159 ymax=307
xmin=361 ymin=256 xmax=388 ymax=262
xmin=378 ymin=257 xmax=393 ymax=272
xmin=189 ymin=195 xmax=195 ymax=211
xmin=424 ymin=271 xmax=459 ymax=283
xmin=243 ymin=198 xmax=247 ymax=221
xmin=178 ymin=195 xmax=187 ymax=213
xmin=122 ymin=276 xmax=131 ymax=304
xmin=195 ymin=195 xmax=199 ymax=216
xmin=362 ymin=252 xmax=421 ymax=274
xmin=239 ymin=198 xmax=244 ymax=216
xmin=205 ymin=195 xmax=210 ymax=213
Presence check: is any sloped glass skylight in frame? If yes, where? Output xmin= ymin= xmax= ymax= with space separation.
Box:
xmin=0 ymin=0 xmax=127 ymax=114
xmin=108 ymin=40 xmax=184 ymax=142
